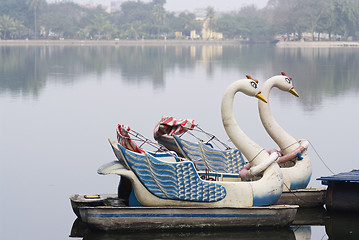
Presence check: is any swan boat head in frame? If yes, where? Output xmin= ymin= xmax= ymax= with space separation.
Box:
xmin=221 ymin=77 xmax=284 ymax=205
xmin=258 ymin=72 xmax=312 ymax=190
xmin=221 ymin=77 xmax=270 ymax=164
xmin=273 ymin=72 xmax=299 ymax=97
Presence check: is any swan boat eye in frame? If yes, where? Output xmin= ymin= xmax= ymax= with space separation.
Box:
xmin=250 ymin=81 xmax=258 ymax=89
xmin=285 ymin=77 xmax=291 ymax=84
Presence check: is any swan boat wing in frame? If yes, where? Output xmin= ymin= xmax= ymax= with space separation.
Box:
xmin=108 ymin=139 xmax=227 ymax=203
xmin=172 ymin=135 xmax=246 ymax=174
xmin=198 ymin=141 xmax=246 ymax=174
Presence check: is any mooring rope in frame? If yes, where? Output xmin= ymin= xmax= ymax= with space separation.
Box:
xmin=308 ymin=140 xmax=335 ymax=174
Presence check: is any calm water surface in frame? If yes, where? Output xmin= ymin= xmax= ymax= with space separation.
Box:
xmin=1 ymin=44 xmax=359 ymax=240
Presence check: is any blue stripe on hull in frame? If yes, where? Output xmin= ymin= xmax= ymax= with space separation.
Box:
xmin=290 ymin=174 xmax=311 ymax=190
xmin=253 ymin=194 xmax=281 ymax=206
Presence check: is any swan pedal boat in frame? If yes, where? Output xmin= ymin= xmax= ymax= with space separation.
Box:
xmin=70 ymin=194 xmax=298 ymax=231
xmin=69 ymin=134 xmax=298 ymax=231
xmin=154 ymin=118 xmax=325 ymax=208
xmin=153 ymin=72 xmax=329 ymax=208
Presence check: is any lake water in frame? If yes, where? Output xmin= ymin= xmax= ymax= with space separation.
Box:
xmin=1 ymin=43 xmax=358 ymax=239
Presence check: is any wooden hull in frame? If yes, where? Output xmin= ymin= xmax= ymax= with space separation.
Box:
xmin=70 ymin=194 xmax=118 ymax=219
xmin=71 ymin=194 xmax=297 ymax=231
xmin=78 ymin=205 xmax=298 ymax=232
xmin=277 ymin=188 xmax=326 ymax=207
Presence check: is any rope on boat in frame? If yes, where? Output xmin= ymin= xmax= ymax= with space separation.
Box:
xmin=281 ymin=182 xmax=316 ymax=204
xmin=179 ymin=125 xmax=233 ymax=150
xmin=308 ymin=140 xmax=335 ymax=174
xmin=125 ymin=128 xmax=202 ymax=170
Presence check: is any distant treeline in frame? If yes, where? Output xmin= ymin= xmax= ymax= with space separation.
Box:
xmin=0 ymin=0 xmax=358 ymax=41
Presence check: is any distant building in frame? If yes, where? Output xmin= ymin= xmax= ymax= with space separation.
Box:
xmin=175 ymin=32 xmax=183 ymax=39
xmin=190 ymin=30 xmax=200 ymax=40
xmin=201 ymin=17 xmax=223 ymax=40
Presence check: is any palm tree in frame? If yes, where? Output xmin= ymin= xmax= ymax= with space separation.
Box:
xmin=86 ymin=14 xmax=114 ymax=39
xmin=0 ymin=15 xmax=24 ymax=39
xmin=206 ymin=7 xmax=215 ymax=32
xmin=0 ymin=15 xmax=14 ymax=39
xmin=26 ymin=0 xmax=45 ymax=39
xmin=152 ymin=4 xmax=166 ymax=38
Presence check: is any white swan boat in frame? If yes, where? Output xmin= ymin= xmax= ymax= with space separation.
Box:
xmin=154 ymin=74 xmax=326 ymax=207
xmin=70 ymin=78 xmax=299 ymax=231
xmin=258 ymin=73 xmax=311 ymax=190
xmin=99 ymin=78 xmax=287 ymax=208
xmin=258 ymin=73 xmax=326 ymax=205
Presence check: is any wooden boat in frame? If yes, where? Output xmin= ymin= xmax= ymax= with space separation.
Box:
xmin=317 ymin=169 xmax=359 ymax=212
xmin=277 ymin=188 xmax=326 ymax=207
xmin=70 ymin=194 xmax=298 ymax=231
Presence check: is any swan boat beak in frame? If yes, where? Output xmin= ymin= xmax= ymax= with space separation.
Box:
xmin=256 ymin=92 xmax=268 ymax=103
xmin=289 ymin=87 xmax=299 ymax=97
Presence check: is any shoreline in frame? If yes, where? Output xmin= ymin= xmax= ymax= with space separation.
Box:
xmin=0 ymin=39 xmax=358 ymax=47
xmin=0 ymin=39 xmax=243 ymax=46
xmin=276 ymin=41 xmax=359 ymax=48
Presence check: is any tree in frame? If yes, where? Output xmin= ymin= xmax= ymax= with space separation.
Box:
xmin=265 ymin=0 xmax=299 ymax=39
xmin=168 ymin=12 xmax=200 ymax=37
xmin=86 ymin=13 xmax=114 ymax=39
xmin=119 ymin=1 xmax=152 ymax=24
xmin=119 ymin=22 xmax=144 ymax=40
xmin=205 ymin=6 xmax=216 ymax=33
xmin=152 ymin=3 xmax=166 ymax=38
xmin=40 ymin=2 xmax=88 ymax=38
xmin=26 ymin=0 xmax=46 ymax=39
xmin=0 ymin=15 xmax=25 ymax=39
xmin=216 ymin=13 xmax=240 ymax=38
xmin=332 ymin=0 xmax=359 ymax=39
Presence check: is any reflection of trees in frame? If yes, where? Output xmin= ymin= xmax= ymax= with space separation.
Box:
xmin=0 ymin=47 xmax=47 ymax=97
xmin=0 ymin=45 xmax=358 ymax=108
xmin=219 ymin=45 xmax=359 ymax=110
xmin=0 ymin=46 xmax=114 ymax=96
xmin=271 ymin=47 xmax=359 ymax=110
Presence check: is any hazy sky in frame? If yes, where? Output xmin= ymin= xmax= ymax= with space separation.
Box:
xmin=56 ymin=0 xmax=269 ymax=12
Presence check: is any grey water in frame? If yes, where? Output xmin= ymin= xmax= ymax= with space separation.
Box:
xmin=1 ymin=44 xmax=358 ymax=240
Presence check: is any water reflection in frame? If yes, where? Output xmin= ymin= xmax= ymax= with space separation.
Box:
xmin=70 ymin=219 xmax=297 ymax=240
xmin=325 ymin=211 xmax=359 ymax=240
xmin=1 ymin=45 xmax=358 ymax=105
